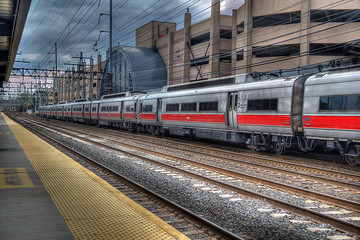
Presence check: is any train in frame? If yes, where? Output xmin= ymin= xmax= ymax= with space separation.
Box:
xmin=38 ymin=68 xmax=360 ymax=166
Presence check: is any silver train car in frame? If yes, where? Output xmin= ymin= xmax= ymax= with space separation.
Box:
xmin=38 ymin=69 xmax=360 ymax=165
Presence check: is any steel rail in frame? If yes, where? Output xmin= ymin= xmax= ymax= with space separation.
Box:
xmin=10 ymin=114 xmax=244 ymax=240
xmin=26 ymin=117 xmax=360 ymax=211
xmin=38 ymin=115 xmax=360 ymax=180
xmin=28 ymin=116 xmax=360 ymax=189
xmin=18 ymin=115 xmax=360 ymax=236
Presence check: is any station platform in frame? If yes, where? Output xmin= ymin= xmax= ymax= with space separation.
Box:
xmin=0 ymin=113 xmax=189 ymax=240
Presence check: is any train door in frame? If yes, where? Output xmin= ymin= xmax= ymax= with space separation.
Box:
xmin=81 ymin=104 xmax=85 ymax=118
xmin=227 ymin=92 xmax=238 ymax=128
xmin=135 ymin=98 xmax=141 ymax=123
xmin=156 ymin=99 xmax=162 ymax=122
xmin=120 ymin=101 xmax=124 ymax=120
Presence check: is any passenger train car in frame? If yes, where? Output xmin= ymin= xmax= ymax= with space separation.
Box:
xmin=38 ymin=69 xmax=360 ymax=166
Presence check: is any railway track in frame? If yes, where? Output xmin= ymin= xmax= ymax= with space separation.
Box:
xmin=30 ymin=116 xmax=360 ymax=194
xmin=9 ymin=114 xmax=241 ymax=240
xmin=14 ymin=114 xmax=360 ymax=237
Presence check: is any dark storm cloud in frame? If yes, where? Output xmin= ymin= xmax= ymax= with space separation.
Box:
xmin=15 ymin=0 xmax=243 ymax=70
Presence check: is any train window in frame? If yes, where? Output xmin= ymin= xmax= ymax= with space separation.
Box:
xmin=101 ymin=106 xmax=106 ymax=111
xmin=125 ymin=105 xmax=134 ymax=112
xmin=320 ymin=95 xmax=360 ymax=111
xmin=92 ymin=107 xmax=96 ymax=111
xmin=200 ymin=102 xmax=218 ymax=111
xmin=346 ymin=95 xmax=360 ymax=110
xmin=107 ymin=106 xmax=112 ymax=111
xmin=112 ymin=106 xmax=119 ymax=111
xmin=181 ymin=103 xmax=197 ymax=112
xmin=166 ymin=104 xmax=179 ymax=112
xmin=85 ymin=107 xmax=89 ymax=112
xmin=142 ymin=105 xmax=153 ymax=112
xmin=332 ymin=96 xmax=343 ymax=110
xmin=247 ymin=99 xmax=277 ymax=111
xmin=319 ymin=97 xmax=330 ymax=110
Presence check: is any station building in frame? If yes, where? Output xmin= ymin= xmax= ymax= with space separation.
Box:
xmin=135 ymin=0 xmax=360 ymax=85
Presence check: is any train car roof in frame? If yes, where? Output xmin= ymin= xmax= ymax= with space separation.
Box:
xmin=140 ymin=76 xmax=299 ymax=100
xmin=305 ymin=70 xmax=360 ymax=86
xmin=67 ymin=101 xmax=91 ymax=106
xmin=91 ymin=95 xmax=141 ymax=104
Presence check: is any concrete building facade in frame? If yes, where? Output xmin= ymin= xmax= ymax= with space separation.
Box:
xmin=136 ymin=0 xmax=360 ymax=85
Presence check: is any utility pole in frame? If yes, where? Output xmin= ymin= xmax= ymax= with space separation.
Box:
xmin=45 ymin=69 xmax=48 ymax=105
xmin=55 ymin=42 xmax=58 ymax=103
xmin=98 ymin=0 xmax=113 ymax=74
xmin=71 ymin=52 xmax=91 ymax=99
xmin=109 ymin=0 xmax=112 ymax=74
xmin=89 ymin=56 xmax=94 ymax=99
xmin=49 ymin=43 xmax=58 ymax=103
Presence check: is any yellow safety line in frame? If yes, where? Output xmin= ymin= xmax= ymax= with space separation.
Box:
xmin=3 ymin=114 xmax=190 ymax=240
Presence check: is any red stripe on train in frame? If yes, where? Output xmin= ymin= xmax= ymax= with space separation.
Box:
xmin=237 ymin=115 xmax=291 ymax=126
xmin=162 ymin=113 xmax=225 ymax=123
xmin=303 ymin=116 xmax=360 ymax=130
xmin=140 ymin=113 xmax=156 ymax=120
xmin=123 ymin=113 xmax=136 ymax=119
xmin=99 ymin=113 xmax=121 ymax=118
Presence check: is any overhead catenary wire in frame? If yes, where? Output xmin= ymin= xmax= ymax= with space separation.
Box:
xmin=95 ymin=0 xmax=181 ymax=47
xmin=38 ymin=0 xmax=130 ymax=69
xmin=93 ymin=0 xmax=216 ymax=53
xmin=74 ymin=0 xmax=201 ymax=64
xmin=38 ymin=0 xmax=93 ymax=68
xmin=21 ymin=0 xmax=59 ymax=48
xmin=58 ymin=0 xmax=201 ymax=68
xmin=101 ymin=0 xmax=305 ymax=52
xmin=56 ymin=0 xmax=130 ymax=67
xmin=21 ymin=0 xmax=346 ymax=69
xmin=24 ymin=0 xmax=40 ymax=25
xmin=128 ymin=0 xmax=354 ymax=76
xmin=88 ymin=0 xmax=344 ymax=86
xmin=22 ymin=0 xmax=358 ymax=91
xmin=112 ymin=19 xmax=360 ymax=87
xmin=57 ymin=0 xmax=100 ymax=47
xmin=125 ymin=0 xmax=358 ymax=81
xmin=93 ymin=0 xmax=346 ymax=77
xmin=24 ymin=0 xmax=75 ymax=52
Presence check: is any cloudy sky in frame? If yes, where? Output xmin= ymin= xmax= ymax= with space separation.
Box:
xmin=14 ymin=0 xmax=244 ymax=71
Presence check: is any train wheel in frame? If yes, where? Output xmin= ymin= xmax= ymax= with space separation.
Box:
xmin=249 ymin=145 xmax=259 ymax=152
xmin=274 ymin=142 xmax=286 ymax=155
xmin=345 ymin=147 xmax=359 ymax=166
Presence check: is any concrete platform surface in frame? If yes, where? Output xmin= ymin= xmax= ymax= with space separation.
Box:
xmin=0 ymin=113 xmax=189 ymax=240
